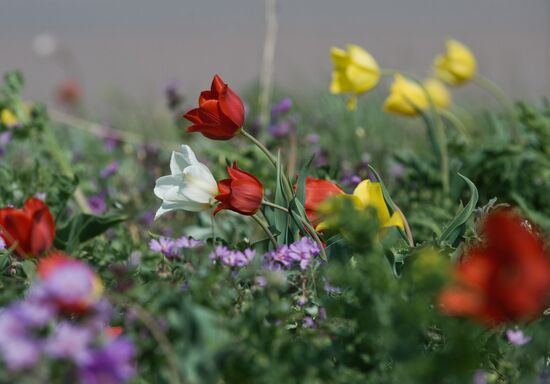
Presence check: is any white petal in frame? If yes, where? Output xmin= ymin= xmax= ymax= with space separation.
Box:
xmin=170 ymin=145 xmax=199 ymax=175
xmin=181 ymin=165 xmax=218 ymax=203
xmin=154 ymin=175 xmax=187 ymax=202
xmin=154 ymin=201 xmax=210 ymax=220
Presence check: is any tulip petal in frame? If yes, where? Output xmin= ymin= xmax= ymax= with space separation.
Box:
xmin=170 ymin=145 xmax=199 ymax=175
xmin=219 ymin=86 xmax=245 ymax=128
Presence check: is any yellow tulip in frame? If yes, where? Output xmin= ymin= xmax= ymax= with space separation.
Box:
xmin=351 ymin=180 xmax=404 ymax=230
xmin=330 ymin=44 xmax=380 ymax=110
xmin=383 ymin=74 xmax=428 ymax=116
xmin=1 ymin=109 xmax=18 ymax=127
xmin=424 ymin=78 xmax=451 ymax=109
xmin=316 ymin=180 xmax=404 ymax=232
xmin=433 ymin=39 xmax=476 ymax=85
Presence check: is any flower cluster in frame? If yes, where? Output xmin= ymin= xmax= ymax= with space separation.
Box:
xmin=149 ymin=235 xmax=203 ymax=258
xmin=209 ymin=246 xmax=256 ymax=267
xmin=264 ymin=237 xmax=321 ymax=271
xmin=0 ymin=253 xmax=135 ymax=383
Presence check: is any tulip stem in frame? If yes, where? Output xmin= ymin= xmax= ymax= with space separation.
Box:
xmin=472 ymin=74 xmax=519 ymax=141
xmin=251 ymin=214 xmax=278 ymax=248
xmin=240 ymin=128 xmax=295 ymax=200
xmin=262 ymin=200 xmax=289 ymax=212
xmin=438 ymin=109 xmax=471 ymax=143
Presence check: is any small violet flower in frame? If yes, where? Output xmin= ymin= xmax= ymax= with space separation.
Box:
xmin=100 ymin=161 xmax=119 ymax=178
xmin=506 ymin=328 xmax=531 ymax=346
xmin=288 ymin=237 xmax=321 ymax=270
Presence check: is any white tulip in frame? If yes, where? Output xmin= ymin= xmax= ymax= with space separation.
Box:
xmin=154 ymin=145 xmax=218 ymax=219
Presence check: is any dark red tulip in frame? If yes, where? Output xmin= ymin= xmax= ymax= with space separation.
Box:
xmin=214 ymin=162 xmax=263 ymax=216
xmin=304 ymin=177 xmax=344 ymax=226
xmin=0 ymin=197 xmax=55 ymax=258
xmin=184 ymin=74 xmax=245 ymax=140
xmin=438 ymin=210 xmax=550 ymax=326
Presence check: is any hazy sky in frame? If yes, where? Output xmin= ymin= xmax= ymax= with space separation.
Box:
xmin=0 ymin=0 xmax=548 ymax=110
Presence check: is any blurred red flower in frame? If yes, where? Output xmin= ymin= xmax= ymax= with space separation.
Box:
xmin=0 ymin=197 xmax=55 ymax=258
xmin=214 ymin=162 xmax=263 ymax=216
xmin=438 ymin=210 xmax=550 ymax=325
xmin=304 ymin=177 xmax=344 ymax=226
xmin=184 ymin=74 xmax=245 ymax=140
xmin=56 ymin=79 xmax=81 ymax=106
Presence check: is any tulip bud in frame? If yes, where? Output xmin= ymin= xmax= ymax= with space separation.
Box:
xmin=433 ymin=39 xmax=477 ymax=85
xmin=214 ymin=162 xmax=263 ymax=216
xmin=184 ymin=74 xmax=245 ymax=140
xmin=0 ymin=197 xmax=55 ymax=258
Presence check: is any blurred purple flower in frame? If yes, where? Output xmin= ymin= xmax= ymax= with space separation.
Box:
xmin=389 ymin=163 xmax=405 ymax=179
xmin=506 ymin=329 xmax=531 ymax=346
xmin=302 ymin=316 xmax=316 ymax=329
xmin=209 ymin=246 xmax=256 ymax=267
xmin=175 ymin=236 xmax=203 ymax=249
xmin=305 ymin=133 xmax=320 ymax=145
xmin=271 ymin=97 xmax=292 ymax=116
xmin=149 ymin=237 xmax=179 ymax=258
xmin=12 ymin=300 xmax=55 ymax=327
xmin=267 ymin=121 xmax=292 ymax=138
xmin=88 ymin=194 xmax=106 ymax=215
xmin=0 ymin=131 xmax=12 ymax=159
xmin=139 ymin=211 xmax=155 ymax=226
xmin=1 ymin=337 xmax=41 ymax=371
xmin=0 ymin=236 xmax=5 ymax=250
xmin=43 ymin=262 xmax=98 ymax=308
xmin=79 ymin=338 xmax=135 ymax=384
xmin=288 ymin=237 xmax=320 ymax=270
xmin=473 ymin=370 xmax=487 ymax=384
xmin=100 ymin=161 xmax=119 ymax=178
xmin=45 ymin=322 xmax=92 ymax=364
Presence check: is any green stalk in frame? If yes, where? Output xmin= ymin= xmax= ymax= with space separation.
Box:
xmin=240 ymin=128 xmax=294 ymax=201
xmin=472 ymin=74 xmax=519 ymax=142
xmin=438 ymin=109 xmax=471 ymax=143
xmin=43 ymin=124 xmax=92 ymax=213
xmin=251 ymin=214 xmax=278 ymax=248
xmin=381 ymin=69 xmax=450 ymax=193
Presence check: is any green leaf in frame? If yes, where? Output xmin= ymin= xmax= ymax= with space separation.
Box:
xmin=54 ymin=213 xmax=127 ymax=251
xmin=438 ymin=174 xmax=479 ymax=248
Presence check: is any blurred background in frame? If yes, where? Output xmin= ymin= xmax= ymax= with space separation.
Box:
xmin=0 ymin=0 xmax=549 ymax=113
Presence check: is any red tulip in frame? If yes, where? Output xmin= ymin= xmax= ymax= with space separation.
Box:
xmin=304 ymin=177 xmax=344 ymax=226
xmin=214 ymin=162 xmax=263 ymax=216
xmin=0 ymin=197 xmax=55 ymax=258
xmin=438 ymin=210 xmax=550 ymax=326
xmin=184 ymin=74 xmax=245 ymax=140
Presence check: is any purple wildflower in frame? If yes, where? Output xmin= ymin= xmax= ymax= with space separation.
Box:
xmin=506 ymin=329 xmax=531 ymax=346
xmin=271 ymin=97 xmax=292 ymax=116
xmin=0 ymin=236 xmax=5 ymax=250
xmin=79 ymin=338 xmax=135 ymax=384
xmin=100 ymin=161 xmax=119 ymax=178
xmin=175 ymin=236 xmax=203 ymax=249
xmin=1 ymin=337 xmax=40 ymax=371
xmin=42 ymin=262 xmax=98 ymax=308
xmin=264 ymin=245 xmax=292 ymax=270
xmin=45 ymin=322 xmax=92 ymax=364
xmin=88 ymin=195 xmax=106 ymax=215
xmin=102 ymin=132 xmax=121 ymax=152
xmin=305 ymin=133 xmax=320 ymax=145
xmin=139 ymin=211 xmax=155 ymax=226
xmin=267 ymin=120 xmax=292 ymax=138
xmin=288 ymin=237 xmax=320 ymax=270
xmin=149 ymin=237 xmax=179 ymax=258
xmin=302 ymin=316 xmax=316 ymax=329
xmin=209 ymin=246 xmax=256 ymax=267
